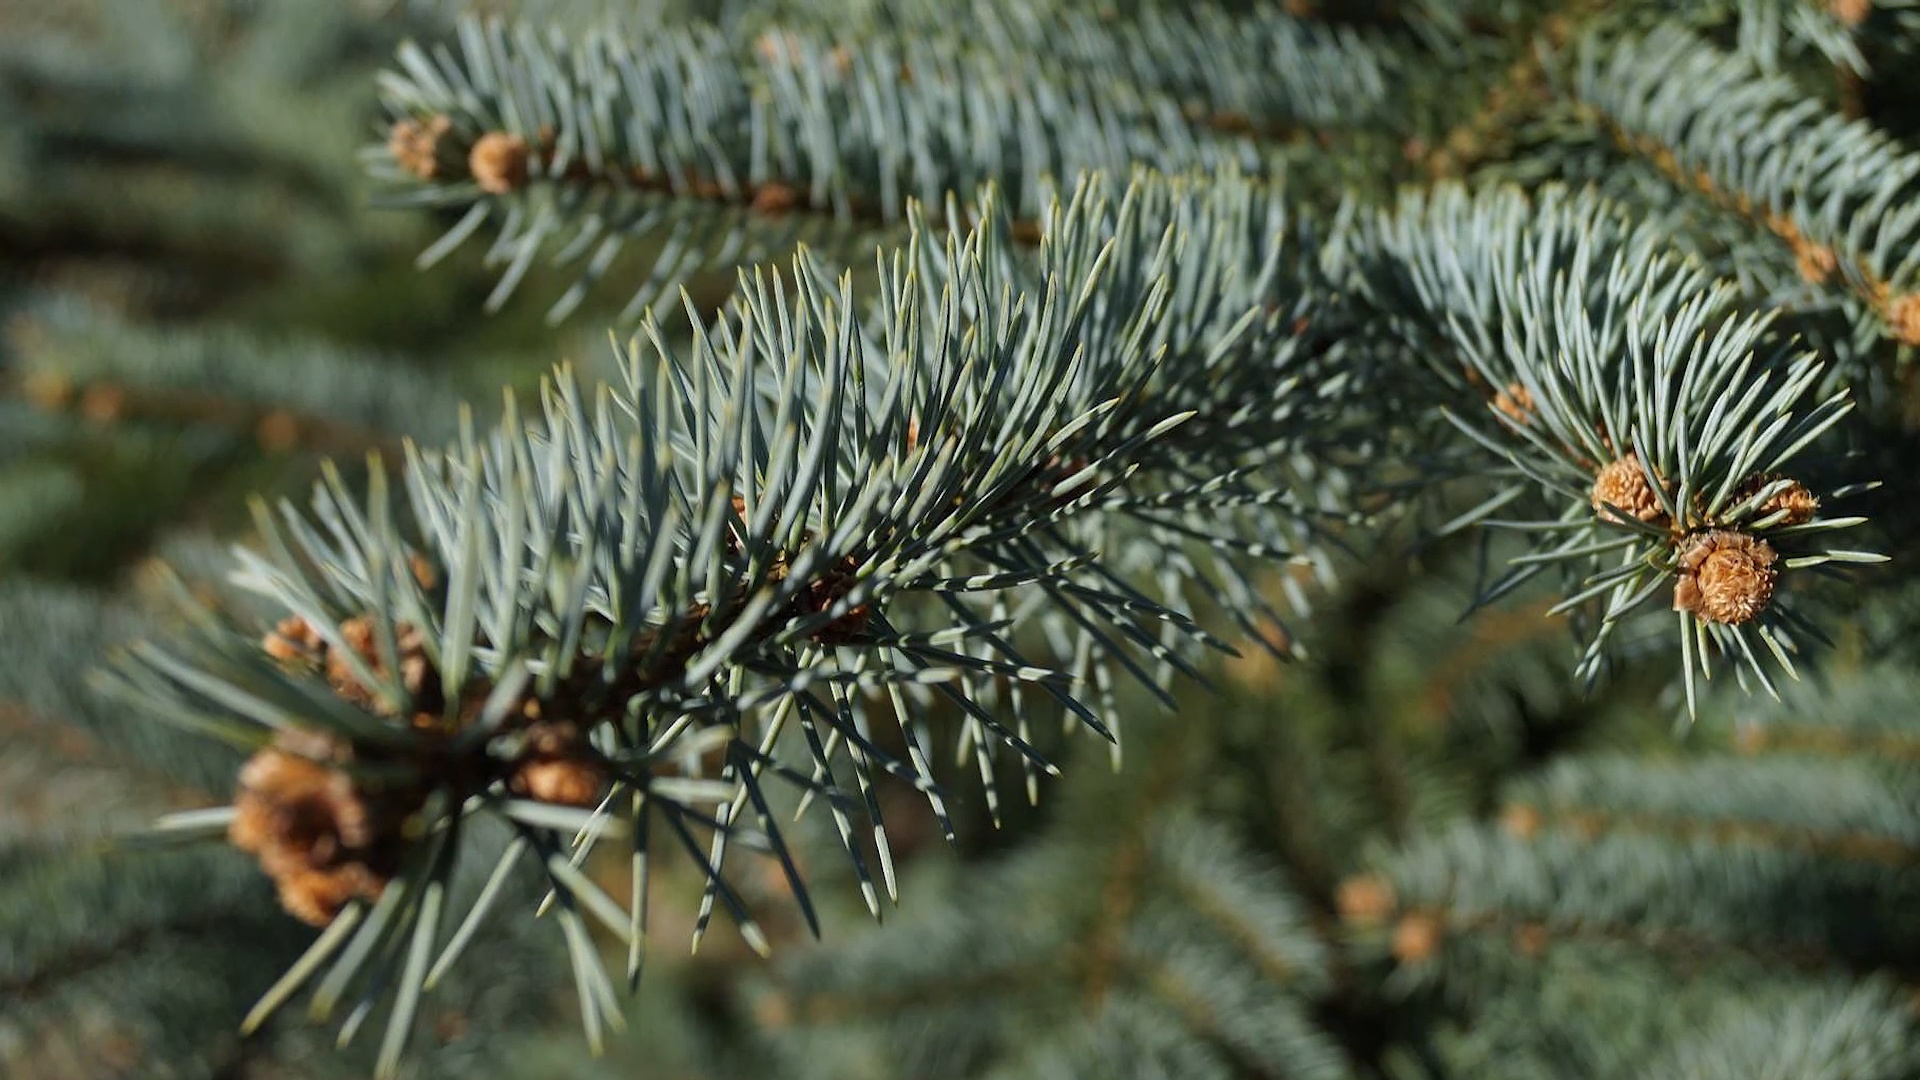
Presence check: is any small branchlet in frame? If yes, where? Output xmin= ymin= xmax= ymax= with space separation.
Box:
xmin=1342 ymin=184 xmax=1878 ymax=714
xmin=362 ymin=9 xmax=1393 ymax=323
xmin=1576 ymin=26 xmax=1920 ymax=351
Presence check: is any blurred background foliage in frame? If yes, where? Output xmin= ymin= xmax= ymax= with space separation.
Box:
xmin=3 ymin=1 xmax=1920 ymax=1079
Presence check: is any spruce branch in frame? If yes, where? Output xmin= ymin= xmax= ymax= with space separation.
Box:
xmin=56 ymin=8 xmax=1911 ymax=1071
xmin=1699 ymin=663 xmax=1920 ymax=779
xmin=754 ymin=814 xmax=1347 ymax=1080
xmin=1367 ymin=896 xmax=1920 ymax=1080
xmin=1638 ymin=981 xmax=1920 ymax=1080
xmin=5 ymin=299 xmax=472 ymax=454
xmin=1349 ymin=667 xmax=1920 ymax=1050
xmin=1501 ymin=754 xmax=1920 ymax=866
xmin=1418 ymin=1 xmax=1600 ymax=180
xmin=1574 ymin=24 xmax=1920 ymax=349
xmin=365 ymin=12 xmax=1327 ymax=324
xmin=101 ymin=171 xmax=1332 ymax=1073
xmin=1735 ymin=722 xmax=1920 ymax=762
xmin=1674 ymin=0 xmax=1889 ymax=76
xmin=1370 ymin=823 xmax=1920 ymax=983
xmin=745 ymin=0 xmax=1403 ymax=136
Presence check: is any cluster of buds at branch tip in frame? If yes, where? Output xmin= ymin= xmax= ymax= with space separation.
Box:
xmin=245 ymin=616 xmax=448 ymax=923
xmin=241 ymin=611 xmax=610 ymax=923
xmin=1586 ymin=454 xmax=1817 ymax=624
xmin=387 ymin=115 xmax=533 ymax=195
xmin=386 ymin=113 xmax=840 ymax=220
xmin=1333 ymin=872 xmax=1444 ymax=964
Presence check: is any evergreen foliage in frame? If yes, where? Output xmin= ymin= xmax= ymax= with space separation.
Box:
xmin=4 ymin=1 xmax=1920 ymax=1078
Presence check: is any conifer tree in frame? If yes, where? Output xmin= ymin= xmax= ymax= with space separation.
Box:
xmin=3 ymin=1 xmax=1919 ymax=1078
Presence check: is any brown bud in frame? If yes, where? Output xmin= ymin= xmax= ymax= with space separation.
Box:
xmin=1885 ymin=292 xmax=1920 ymax=346
xmin=753 ymin=30 xmax=799 ymax=66
xmin=513 ymin=758 xmax=606 ymax=807
xmin=1730 ymin=473 xmax=1818 ymax=526
xmin=750 ymin=181 xmax=802 ymax=216
xmin=1793 ymin=241 xmax=1838 ymax=286
xmin=230 ymin=746 xmax=387 ymax=926
xmin=1513 ymin=922 xmax=1549 ymax=957
xmin=468 ymin=132 xmax=531 ymax=195
xmin=1673 ymin=530 xmax=1778 ymax=625
xmin=1222 ymin=618 xmax=1290 ymax=691
xmin=1391 ymin=911 xmax=1443 ymax=964
xmin=324 ymin=616 xmax=431 ymax=714
xmin=803 ymin=556 xmax=871 ymax=644
xmin=263 ymin=615 xmax=323 ymax=663
xmin=508 ymin=720 xmax=607 ymax=808
xmin=79 ymin=384 xmax=125 ymax=424
xmin=1591 ymin=455 xmax=1667 ymax=525
xmin=1732 ymin=723 xmax=1769 ymax=755
xmin=276 ymin=863 xmax=386 ymax=928
xmin=255 ymin=408 xmax=301 ymax=452
xmin=1500 ymin=802 xmax=1541 ymax=840
xmin=397 ymin=622 xmax=432 ymax=702
xmin=1831 ymin=0 xmax=1872 ymax=27
xmin=433 ymin=1010 xmax=469 ymax=1044
xmin=1209 ymin=111 xmax=1253 ymax=134
xmin=1335 ymin=874 xmax=1396 ymax=926
xmin=407 ymin=551 xmax=438 ymax=590
xmin=325 ymin=617 xmax=378 ymax=708
xmin=388 ymin=114 xmax=455 ymax=181
xmin=1493 ymin=382 xmax=1534 ymax=425
xmin=753 ymin=990 xmax=795 ymax=1028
